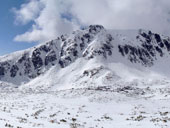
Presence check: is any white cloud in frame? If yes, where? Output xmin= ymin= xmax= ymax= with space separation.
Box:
xmin=13 ymin=0 xmax=170 ymax=43
xmin=70 ymin=0 xmax=170 ymax=33
xmin=13 ymin=0 xmax=44 ymax=25
xmin=13 ymin=0 xmax=79 ymax=43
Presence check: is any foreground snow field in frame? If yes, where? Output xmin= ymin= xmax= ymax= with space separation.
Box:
xmin=0 ymin=80 xmax=170 ymax=128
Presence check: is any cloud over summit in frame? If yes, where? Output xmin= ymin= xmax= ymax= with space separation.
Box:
xmin=13 ymin=0 xmax=170 ymax=43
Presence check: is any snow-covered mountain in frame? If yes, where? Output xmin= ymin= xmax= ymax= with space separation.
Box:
xmin=1 ymin=25 xmax=170 ymax=128
xmin=0 ymin=25 xmax=170 ymax=87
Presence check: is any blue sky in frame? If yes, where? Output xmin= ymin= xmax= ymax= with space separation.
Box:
xmin=0 ymin=0 xmax=35 ymax=55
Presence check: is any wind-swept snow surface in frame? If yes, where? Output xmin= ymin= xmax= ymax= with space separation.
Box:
xmin=0 ymin=83 xmax=170 ymax=128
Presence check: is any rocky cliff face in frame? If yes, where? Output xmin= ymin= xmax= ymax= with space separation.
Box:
xmin=0 ymin=25 xmax=170 ymax=84
xmin=118 ymin=30 xmax=170 ymax=66
xmin=0 ymin=39 xmax=59 ymax=83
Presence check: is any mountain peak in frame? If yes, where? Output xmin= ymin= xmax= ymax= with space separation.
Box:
xmin=88 ymin=24 xmax=104 ymax=30
xmin=0 ymin=25 xmax=170 ymax=85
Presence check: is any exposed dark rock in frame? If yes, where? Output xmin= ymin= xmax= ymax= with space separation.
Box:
xmin=0 ymin=62 xmax=11 ymax=77
xmin=80 ymin=42 xmax=85 ymax=50
xmin=32 ymin=49 xmax=43 ymax=69
xmin=89 ymin=25 xmax=104 ymax=34
xmin=163 ymin=39 xmax=170 ymax=51
xmin=118 ymin=45 xmax=124 ymax=56
xmin=10 ymin=65 xmax=19 ymax=77
xmin=0 ymin=66 xmax=5 ymax=76
xmin=59 ymin=60 xmax=64 ymax=68
xmin=155 ymin=46 xmax=163 ymax=56
xmin=18 ymin=53 xmax=27 ymax=63
xmin=45 ymin=51 xmax=57 ymax=66
xmin=24 ymin=58 xmax=32 ymax=75
xmin=140 ymin=32 xmax=151 ymax=43
xmin=154 ymin=33 xmax=161 ymax=42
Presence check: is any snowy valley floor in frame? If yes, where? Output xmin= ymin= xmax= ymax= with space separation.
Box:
xmin=0 ymin=82 xmax=170 ymax=128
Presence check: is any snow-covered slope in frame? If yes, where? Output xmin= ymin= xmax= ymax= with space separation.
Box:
xmin=0 ymin=25 xmax=170 ymax=87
